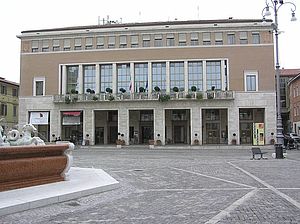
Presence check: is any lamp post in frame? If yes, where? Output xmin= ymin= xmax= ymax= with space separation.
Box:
xmin=262 ymin=0 xmax=297 ymax=146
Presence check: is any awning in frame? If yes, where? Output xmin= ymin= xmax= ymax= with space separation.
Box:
xmin=63 ymin=111 xmax=81 ymax=116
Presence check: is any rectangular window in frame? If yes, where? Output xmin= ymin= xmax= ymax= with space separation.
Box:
xmin=178 ymin=33 xmax=186 ymax=46
xmin=1 ymin=85 xmax=7 ymax=95
xmin=85 ymin=37 xmax=93 ymax=50
xmin=244 ymin=71 xmax=258 ymax=91
xmin=64 ymin=39 xmax=71 ymax=51
xmin=252 ymin=33 xmax=260 ymax=44
xmin=154 ymin=34 xmax=163 ymax=47
xmin=131 ymin=35 xmax=139 ymax=48
xmin=53 ymin=39 xmax=60 ymax=51
xmin=35 ymin=81 xmax=44 ymax=96
xmin=188 ymin=61 xmax=203 ymax=91
xmin=42 ymin=40 xmax=49 ymax=52
xmin=142 ymin=35 xmax=151 ymax=47
xmin=108 ymin=36 xmax=115 ymax=48
xmin=83 ymin=65 xmax=96 ymax=93
xmin=97 ymin=36 xmax=105 ymax=49
xmin=1 ymin=104 xmax=7 ymax=116
xmin=66 ymin=66 xmax=79 ymax=93
xmin=117 ymin=64 xmax=130 ymax=93
xmin=170 ymin=62 xmax=185 ymax=91
xmin=206 ymin=61 xmax=221 ymax=90
xmin=240 ymin=32 xmax=248 ymax=44
xmin=152 ymin=62 xmax=166 ymax=91
xmin=134 ymin=63 xmax=148 ymax=92
xmin=190 ymin=33 xmax=199 ymax=46
xmin=32 ymin=40 xmax=39 ymax=52
xmin=202 ymin=33 xmax=211 ymax=45
xmin=166 ymin=33 xmax=175 ymax=46
xmin=100 ymin=64 xmax=113 ymax=93
xmin=215 ymin=32 xmax=223 ymax=45
xmin=74 ymin=38 xmax=82 ymax=50
xmin=119 ymin=36 xmax=127 ymax=48
xmin=12 ymin=88 xmax=18 ymax=97
xmin=227 ymin=33 xmax=235 ymax=45
xmin=13 ymin=105 xmax=17 ymax=117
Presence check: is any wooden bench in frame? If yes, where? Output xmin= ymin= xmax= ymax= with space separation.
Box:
xmin=251 ymin=147 xmax=268 ymax=160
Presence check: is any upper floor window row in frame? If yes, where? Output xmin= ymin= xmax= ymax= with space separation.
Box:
xmin=30 ymin=31 xmax=262 ymax=52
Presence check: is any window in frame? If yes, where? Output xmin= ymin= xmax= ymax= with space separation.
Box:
xmin=227 ymin=33 xmax=235 ymax=45
xmin=33 ymin=77 xmax=45 ymax=96
xmin=206 ymin=61 xmax=221 ymax=90
xmin=178 ymin=33 xmax=186 ymax=46
xmin=97 ymin=36 xmax=104 ymax=49
xmin=100 ymin=64 xmax=113 ymax=92
xmin=244 ymin=71 xmax=258 ymax=91
xmin=83 ymin=65 xmax=96 ymax=93
xmin=142 ymin=35 xmax=151 ymax=47
xmin=32 ymin=40 xmax=39 ymax=52
xmin=170 ymin=62 xmax=184 ymax=91
xmin=42 ymin=40 xmax=49 ymax=52
xmin=53 ymin=39 xmax=60 ymax=51
xmin=85 ymin=37 xmax=93 ymax=50
xmin=108 ymin=36 xmax=115 ymax=48
xmin=240 ymin=32 xmax=248 ymax=44
xmin=74 ymin=38 xmax=82 ymax=50
xmin=119 ymin=36 xmax=127 ymax=48
xmin=131 ymin=35 xmax=139 ymax=48
xmin=152 ymin=62 xmax=166 ymax=91
xmin=202 ymin=33 xmax=211 ymax=45
xmin=13 ymin=105 xmax=17 ymax=117
xmin=166 ymin=34 xmax=175 ymax=46
xmin=252 ymin=33 xmax=260 ymax=44
xmin=154 ymin=34 xmax=163 ymax=47
xmin=66 ymin=66 xmax=79 ymax=93
xmin=117 ymin=64 xmax=130 ymax=93
xmin=215 ymin=32 xmax=223 ymax=45
xmin=188 ymin=61 xmax=203 ymax=91
xmin=0 ymin=104 xmax=7 ymax=116
xmin=12 ymin=88 xmax=18 ymax=97
xmin=1 ymin=85 xmax=7 ymax=95
xmin=190 ymin=33 xmax=199 ymax=46
xmin=134 ymin=63 xmax=148 ymax=92
xmin=63 ymin=39 xmax=71 ymax=51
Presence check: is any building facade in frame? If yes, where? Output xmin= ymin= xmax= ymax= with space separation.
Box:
xmin=18 ymin=19 xmax=276 ymax=145
xmin=288 ymin=71 xmax=300 ymax=134
xmin=0 ymin=77 xmax=19 ymax=130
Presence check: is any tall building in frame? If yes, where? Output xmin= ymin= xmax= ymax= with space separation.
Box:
xmin=280 ymin=69 xmax=300 ymax=133
xmin=17 ymin=19 xmax=276 ymax=145
xmin=0 ymin=77 xmax=19 ymax=130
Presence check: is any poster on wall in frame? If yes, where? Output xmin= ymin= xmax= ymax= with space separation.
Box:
xmin=253 ymin=123 xmax=264 ymax=145
xmin=62 ymin=111 xmax=81 ymax=125
xmin=30 ymin=112 xmax=49 ymax=125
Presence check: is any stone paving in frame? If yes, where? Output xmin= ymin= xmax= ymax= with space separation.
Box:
xmin=1 ymin=147 xmax=300 ymax=224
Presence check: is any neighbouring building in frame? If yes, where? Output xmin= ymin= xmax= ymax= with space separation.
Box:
xmin=280 ymin=69 xmax=300 ymax=133
xmin=0 ymin=77 xmax=19 ymax=130
xmin=17 ymin=19 xmax=276 ymax=145
xmin=288 ymin=70 xmax=300 ymax=134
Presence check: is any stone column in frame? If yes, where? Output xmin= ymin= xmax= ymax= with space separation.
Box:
xmin=50 ymin=109 xmax=60 ymax=139
xmin=62 ymin=65 xmax=67 ymax=94
xmin=166 ymin=61 xmax=170 ymax=93
xmin=78 ymin=65 xmax=83 ymax=94
xmin=184 ymin=61 xmax=188 ymax=93
xmin=228 ymin=106 xmax=239 ymax=145
xmin=95 ymin=64 xmax=100 ymax=94
xmin=112 ymin=63 xmax=117 ymax=94
xmin=154 ymin=107 xmax=165 ymax=145
xmin=118 ymin=108 xmax=129 ymax=145
xmin=191 ymin=107 xmax=202 ymax=145
xmin=148 ymin=62 xmax=152 ymax=94
xmin=84 ymin=109 xmax=94 ymax=145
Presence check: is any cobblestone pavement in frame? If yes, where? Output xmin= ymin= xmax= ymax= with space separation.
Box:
xmin=1 ymin=147 xmax=300 ymax=224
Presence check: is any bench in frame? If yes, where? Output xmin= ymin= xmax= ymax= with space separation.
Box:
xmin=251 ymin=147 xmax=268 ymax=160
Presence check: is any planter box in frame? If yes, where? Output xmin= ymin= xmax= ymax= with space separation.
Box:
xmin=0 ymin=144 xmax=73 ymax=192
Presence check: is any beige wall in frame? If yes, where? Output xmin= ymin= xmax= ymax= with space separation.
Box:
xmin=20 ymin=45 xmax=275 ymax=96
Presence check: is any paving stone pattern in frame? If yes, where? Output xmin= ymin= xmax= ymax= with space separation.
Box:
xmin=1 ymin=148 xmax=300 ymax=224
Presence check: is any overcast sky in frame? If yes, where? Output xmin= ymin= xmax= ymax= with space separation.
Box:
xmin=0 ymin=0 xmax=299 ymax=83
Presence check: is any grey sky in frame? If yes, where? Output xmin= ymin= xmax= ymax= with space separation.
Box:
xmin=0 ymin=0 xmax=299 ymax=83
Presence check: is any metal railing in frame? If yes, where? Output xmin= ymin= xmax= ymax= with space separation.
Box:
xmin=53 ymin=90 xmax=234 ymax=103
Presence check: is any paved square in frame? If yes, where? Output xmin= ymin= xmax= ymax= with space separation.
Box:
xmin=1 ymin=147 xmax=300 ymax=224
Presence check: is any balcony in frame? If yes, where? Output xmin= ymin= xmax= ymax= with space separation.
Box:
xmin=53 ymin=90 xmax=234 ymax=103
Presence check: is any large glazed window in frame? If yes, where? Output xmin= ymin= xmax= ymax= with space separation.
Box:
xmin=188 ymin=61 xmax=203 ymax=91
xmin=117 ymin=64 xmax=130 ymax=93
xmin=206 ymin=61 xmax=221 ymax=90
xmin=152 ymin=62 xmax=166 ymax=91
xmin=66 ymin=66 xmax=79 ymax=93
xmin=100 ymin=64 xmax=113 ymax=93
xmin=170 ymin=62 xmax=184 ymax=91
xmin=83 ymin=65 xmax=96 ymax=93
xmin=134 ymin=63 xmax=148 ymax=92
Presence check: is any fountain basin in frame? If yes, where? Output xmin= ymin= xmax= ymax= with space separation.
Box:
xmin=0 ymin=144 xmax=72 ymax=192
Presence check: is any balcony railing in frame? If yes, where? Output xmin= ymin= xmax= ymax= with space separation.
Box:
xmin=53 ymin=90 xmax=234 ymax=103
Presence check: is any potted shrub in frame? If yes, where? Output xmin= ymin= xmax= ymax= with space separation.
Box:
xmin=173 ymin=87 xmax=179 ymax=92
xmin=191 ymin=86 xmax=197 ymax=92
xmin=196 ymin=92 xmax=203 ymax=100
xmin=231 ymin=133 xmax=237 ymax=145
xmin=159 ymin=94 xmax=170 ymax=102
xmin=92 ymin=95 xmax=98 ymax=101
xmin=139 ymin=87 xmax=145 ymax=93
xmin=119 ymin=88 xmax=126 ymax=94
xmin=154 ymin=86 xmax=160 ymax=92
xmin=65 ymin=96 xmax=71 ymax=104
xmin=193 ymin=139 xmax=200 ymax=145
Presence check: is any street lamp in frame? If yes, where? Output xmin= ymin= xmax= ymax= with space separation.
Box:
xmin=262 ymin=0 xmax=297 ymax=147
